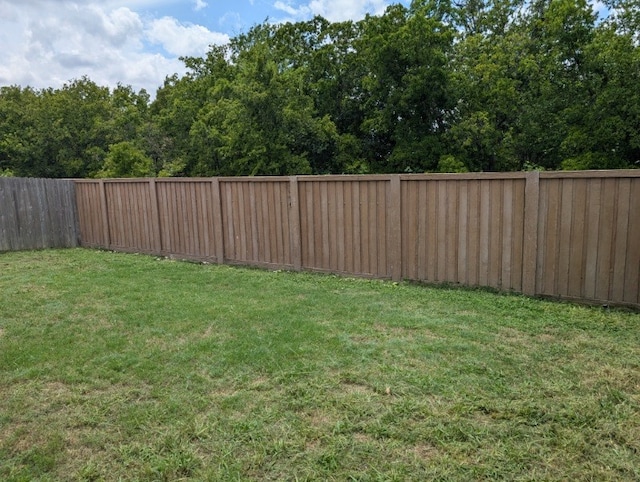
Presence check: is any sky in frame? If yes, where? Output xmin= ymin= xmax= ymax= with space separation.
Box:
xmin=0 ymin=0 xmax=609 ymax=97
xmin=0 ymin=0 xmax=402 ymax=96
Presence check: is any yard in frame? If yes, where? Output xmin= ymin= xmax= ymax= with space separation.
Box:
xmin=0 ymin=249 xmax=638 ymax=480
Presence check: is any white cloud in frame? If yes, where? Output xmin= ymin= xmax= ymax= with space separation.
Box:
xmin=306 ymin=0 xmax=387 ymax=22
xmin=273 ymin=1 xmax=309 ymax=17
xmin=194 ymin=0 xmax=207 ymax=11
xmin=0 ymin=0 xmax=229 ymax=95
xmin=146 ymin=17 xmax=229 ymax=56
xmin=271 ymin=0 xmax=389 ymax=23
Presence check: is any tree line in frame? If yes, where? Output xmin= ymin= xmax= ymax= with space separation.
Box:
xmin=1 ymin=0 xmax=638 ymax=178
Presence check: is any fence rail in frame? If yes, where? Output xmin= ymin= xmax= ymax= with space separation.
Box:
xmin=0 ymin=177 xmax=79 ymax=251
xmin=74 ymin=171 xmax=640 ymax=308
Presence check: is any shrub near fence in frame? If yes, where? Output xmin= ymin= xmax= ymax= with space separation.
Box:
xmin=0 ymin=177 xmax=79 ymax=251
xmin=74 ymin=171 xmax=640 ymax=308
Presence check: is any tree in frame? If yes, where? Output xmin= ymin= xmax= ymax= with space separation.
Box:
xmin=0 ymin=86 xmax=39 ymax=176
xmin=0 ymin=79 xmax=152 ymax=178
xmin=357 ymin=3 xmax=455 ymax=172
xmin=559 ymin=19 xmax=640 ymax=169
xmin=96 ymin=141 xmax=153 ymax=178
xmin=189 ymin=43 xmax=341 ymax=176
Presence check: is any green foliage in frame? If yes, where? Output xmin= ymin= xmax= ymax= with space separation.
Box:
xmin=358 ymin=4 xmax=454 ymax=172
xmin=96 ymin=142 xmax=153 ymax=178
xmin=437 ymin=154 xmax=469 ymax=173
xmin=1 ymin=1 xmax=639 ymax=176
xmin=0 ymin=79 xmax=152 ymax=178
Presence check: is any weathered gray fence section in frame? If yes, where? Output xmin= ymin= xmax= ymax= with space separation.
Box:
xmin=74 ymin=171 xmax=640 ymax=308
xmin=0 ymin=177 xmax=79 ymax=251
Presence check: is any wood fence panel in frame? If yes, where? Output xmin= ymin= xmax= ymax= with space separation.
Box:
xmin=156 ymin=180 xmax=217 ymax=259
xmin=104 ymin=181 xmax=153 ymax=252
xmin=0 ymin=178 xmax=78 ymax=251
xmin=401 ymin=176 xmax=526 ymax=292
xmin=220 ymin=179 xmax=292 ymax=267
xmin=298 ymin=178 xmax=390 ymax=277
xmin=536 ymin=173 xmax=640 ymax=305
xmin=76 ymin=181 xmax=107 ymax=247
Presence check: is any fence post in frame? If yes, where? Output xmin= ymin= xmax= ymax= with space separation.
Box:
xmin=148 ymin=179 xmax=162 ymax=254
xmin=289 ymin=176 xmax=302 ymax=271
xmin=389 ymin=175 xmax=402 ymax=281
xmin=522 ymin=171 xmax=540 ymax=295
xmin=211 ymin=178 xmax=225 ymax=264
xmin=98 ymin=179 xmax=111 ymax=249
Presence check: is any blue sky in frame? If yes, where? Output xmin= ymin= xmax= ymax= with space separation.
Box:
xmin=0 ymin=0 xmax=400 ymax=96
xmin=0 ymin=0 xmax=607 ymax=97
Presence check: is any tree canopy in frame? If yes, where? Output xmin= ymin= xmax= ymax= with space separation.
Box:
xmin=1 ymin=0 xmax=638 ymax=178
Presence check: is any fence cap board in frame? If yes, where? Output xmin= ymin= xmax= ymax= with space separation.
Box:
xmin=399 ymin=172 xmax=529 ymax=181
xmin=539 ymin=169 xmax=640 ymax=179
xmin=69 ymin=169 xmax=639 ymax=184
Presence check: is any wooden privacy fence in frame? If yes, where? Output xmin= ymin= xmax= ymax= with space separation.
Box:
xmin=0 ymin=177 xmax=79 ymax=251
xmin=74 ymin=171 xmax=640 ymax=308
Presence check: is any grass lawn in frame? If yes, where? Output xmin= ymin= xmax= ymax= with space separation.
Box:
xmin=0 ymin=249 xmax=639 ymax=481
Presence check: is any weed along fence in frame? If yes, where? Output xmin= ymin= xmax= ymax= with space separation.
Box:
xmin=73 ymin=171 xmax=640 ymax=308
xmin=0 ymin=177 xmax=79 ymax=251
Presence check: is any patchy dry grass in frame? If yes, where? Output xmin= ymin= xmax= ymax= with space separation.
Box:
xmin=0 ymin=248 xmax=639 ymax=480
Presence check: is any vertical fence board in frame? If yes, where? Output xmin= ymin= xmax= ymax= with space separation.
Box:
xmin=542 ymin=180 xmax=561 ymax=296
xmin=568 ymin=179 xmax=587 ymax=298
xmin=388 ymin=176 xmax=401 ymax=281
xmin=248 ymin=183 xmax=258 ymax=261
xmin=300 ymin=181 xmax=312 ymax=268
xmin=458 ymin=180 xmax=469 ymax=286
xmin=435 ymin=181 xmax=446 ymax=282
xmin=489 ymin=181 xmax=503 ymax=288
xmin=336 ymin=182 xmax=346 ymax=273
xmin=167 ymin=182 xmax=178 ymax=254
xmin=321 ymin=182 xmax=330 ymax=269
xmin=511 ymin=179 xmax=525 ymax=292
xmin=467 ymin=181 xmax=480 ymax=287
xmin=557 ymin=179 xmax=574 ymax=296
xmin=342 ymin=183 xmax=353 ymax=273
xmin=596 ymin=178 xmax=616 ymax=301
xmin=360 ymin=182 xmax=368 ymax=274
xmin=501 ymin=180 xmax=513 ymax=290
xmin=367 ymin=182 xmax=377 ymax=274
xmin=222 ymin=182 xmax=235 ymax=261
xmin=211 ymin=179 xmax=224 ymax=263
xmin=401 ymin=181 xmax=416 ymax=280
xmin=416 ymin=181 xmax=428 ymax=281
xmin=279 ymin=181 xmax=289 ymax=264
xmin=260 ymin=183 xmax=270 ymax=263
xmin=611 ymin=178 xmax=631 ymax=301
xmin=478 ymin=182 xmax=490 ymax=287
xmin=583 ymin=179 xmax=601 ymax=300
xmin=177 ymin=182 xmax=187 ymax=253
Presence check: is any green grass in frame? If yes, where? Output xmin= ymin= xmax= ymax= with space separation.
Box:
xmin=0 ymin=249 xmax=639 ymax=481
